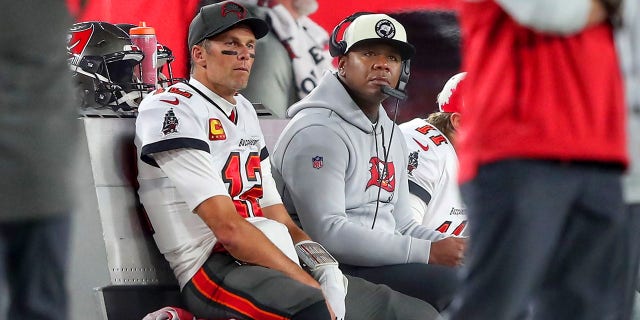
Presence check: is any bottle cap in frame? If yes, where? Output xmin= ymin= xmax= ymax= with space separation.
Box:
xmin=130 ymin=21 xmax=155 ymax=35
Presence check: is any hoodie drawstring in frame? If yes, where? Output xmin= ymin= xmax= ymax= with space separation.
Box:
xmin=371 ymin=124 xmax=385 ymax=229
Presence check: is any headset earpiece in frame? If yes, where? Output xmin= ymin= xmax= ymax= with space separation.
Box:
xmin=329 ymin=12 xmax=375 ymax=57
xmin=397 ymin=59 xmax=410 ymax=92
xmin=328 ymin=23 xmax=346 ymax=57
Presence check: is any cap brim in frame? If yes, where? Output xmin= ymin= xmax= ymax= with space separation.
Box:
xmin=204 ymin=17 xmax=269 ymax=41
xmin=350 ymin=38 xmax=415 ymax=60
xmin=394 ymin=40 xmax=415 ymax=60
xmin=190 ymin=17 xmax=269 ymax=48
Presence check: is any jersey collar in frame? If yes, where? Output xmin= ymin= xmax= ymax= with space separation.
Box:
xmin=188 ymin=78 xmax=238 ymax=123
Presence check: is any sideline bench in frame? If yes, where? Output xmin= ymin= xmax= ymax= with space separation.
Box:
xmin=69 ymin=116 xmax=289 ymax=320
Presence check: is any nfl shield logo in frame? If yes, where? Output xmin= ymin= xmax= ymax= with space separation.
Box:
xmin=312 ymin=156 xmax=323 ymax=169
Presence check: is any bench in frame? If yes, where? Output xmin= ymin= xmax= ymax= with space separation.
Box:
xmin=69 ymin=116 xmax=289 ymax=320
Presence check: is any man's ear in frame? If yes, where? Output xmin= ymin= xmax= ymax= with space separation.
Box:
xmin=337 ymin=57 xmax=346 ymax=77
xmin=191 ymin=45 xmax=206 ymax=68
xmin=451 ymin=112 xmax=462 ymax=130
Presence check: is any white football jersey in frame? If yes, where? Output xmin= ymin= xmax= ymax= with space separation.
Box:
xmin=135 ymin=79 xmax=269 ymax=287
xmin=399 ymin=118 xmax=467 ymax=236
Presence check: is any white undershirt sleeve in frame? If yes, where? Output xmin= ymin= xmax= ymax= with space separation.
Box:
xmin=495 ymin=0 xmax=592 ymax=34
xmin=259 ymin=157 xmax=283 ymax=208
xmin=153 ymin=148 xmax=230 ymax=212
xmin=407 ymin=192 xmax=428 ymax=224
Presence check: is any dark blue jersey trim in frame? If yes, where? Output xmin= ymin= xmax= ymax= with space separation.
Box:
xmin=408 ymin=180 xmax=432 ymax=205
xmin=140 ymin=137 xmax=210 ymax=167
xmin=260 ymin=147 xmax=269 ymax=161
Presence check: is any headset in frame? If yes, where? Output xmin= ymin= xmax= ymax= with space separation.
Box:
xmin=329 ymin=12 xmax=411 ymax=100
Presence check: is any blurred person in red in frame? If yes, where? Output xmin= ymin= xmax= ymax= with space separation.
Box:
xmin=443 ymin=1 xmax=628 ymax=319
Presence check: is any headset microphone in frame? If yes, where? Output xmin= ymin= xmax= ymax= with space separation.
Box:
xmin=381 ymin=59 xmax=410 ymax=100
xmin=381 ymin=86 xmax=406 ymax=100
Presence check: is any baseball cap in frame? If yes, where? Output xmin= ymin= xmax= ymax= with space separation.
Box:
xmin=188 ymin=1 xmax=269 ymax=48
xmin=437 ymin=72 xmax=467 ymax=113
xmin=342 ymin=14 xmax=415 ymax=60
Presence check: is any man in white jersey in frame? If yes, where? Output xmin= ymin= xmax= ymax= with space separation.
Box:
xmin=400 ymin=73 xmax=467 ymax=236
xmin=135 ymin=2 xmax=437 ymax=319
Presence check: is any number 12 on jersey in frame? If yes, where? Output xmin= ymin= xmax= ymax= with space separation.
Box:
xmin=222 ymin=151 xmax=264 ymax=218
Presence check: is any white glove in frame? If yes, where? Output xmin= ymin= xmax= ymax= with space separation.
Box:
xmin=310 ymin=264 xmax=348 ymax=320
xmin=141 ymin=306 xmax=196 ymax=320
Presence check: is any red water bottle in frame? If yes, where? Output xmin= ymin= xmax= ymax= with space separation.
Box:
xmin=129 ymin=22 xmax=157 ymax=89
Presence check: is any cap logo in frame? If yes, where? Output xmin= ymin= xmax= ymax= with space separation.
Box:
xmin=221 ymin=2 xmax=247 ymax=19
xmin=375 ymin=19 xmax=396 ymax=39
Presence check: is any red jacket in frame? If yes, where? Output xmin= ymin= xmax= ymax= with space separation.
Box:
xmin=457 ymin=1 xmax=628 ymax=183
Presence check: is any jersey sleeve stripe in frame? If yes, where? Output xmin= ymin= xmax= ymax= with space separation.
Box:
xmin=408 ymin=180 xmax=432 ymax=205
xmin=260 ymin=147 xmax=269 ymax=161
xmin=141 ymin=138 xmax=210 ymax=167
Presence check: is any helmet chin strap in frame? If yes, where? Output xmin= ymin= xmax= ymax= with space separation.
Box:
xmin=114 ymin=90 xmax=145 ymax=109
xmin=71 ymin=65 xmax=111 ymax=84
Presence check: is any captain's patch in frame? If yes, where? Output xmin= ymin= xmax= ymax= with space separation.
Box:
xmin=209 ymin=118 xmax=226 ymax=140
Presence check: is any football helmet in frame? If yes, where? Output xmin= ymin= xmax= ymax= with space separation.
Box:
xmin=115 ymin=23 xmax=184 ymax=88
xmin=68 ymin=21 xmax=150 ymax=111
xmin=437 ymin=72 xmax=466 ymax=114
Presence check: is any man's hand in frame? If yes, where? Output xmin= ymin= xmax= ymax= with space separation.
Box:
xmin=599 ymin=0 xmax=622 ymax=16
xmin=311 ymin=264 xmax=348 ymax=320
xmin=294 ymin=240 xmax=347 ymax=319
xmin=429 ymin=236 xmax=467 ymax=267
xmin=587 ymin=0 xmax=622 ymax=27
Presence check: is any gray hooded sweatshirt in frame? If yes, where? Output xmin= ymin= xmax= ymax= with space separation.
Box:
xmin=271 ymin=72 xmax=446 ymax=267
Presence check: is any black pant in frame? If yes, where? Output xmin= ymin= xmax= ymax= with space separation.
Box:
xmin=0 ymin=215 xmax=71 ymax=320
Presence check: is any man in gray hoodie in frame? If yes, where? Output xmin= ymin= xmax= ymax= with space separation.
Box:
xmin=271 ymin=12 xmax=465 ymax=312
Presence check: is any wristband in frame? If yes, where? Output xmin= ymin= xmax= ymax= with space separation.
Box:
xmin=295 ymin=240 xmax=338 ymax=270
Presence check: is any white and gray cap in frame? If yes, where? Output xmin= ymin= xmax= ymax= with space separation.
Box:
xmin=342 ymin=14 xmax=415 ymax=60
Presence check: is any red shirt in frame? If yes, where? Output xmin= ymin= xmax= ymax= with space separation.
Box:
xmin=457 ymin=1 xmax=628 ymax=183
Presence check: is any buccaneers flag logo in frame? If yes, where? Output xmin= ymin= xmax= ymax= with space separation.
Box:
xmin=67 ymin=24 xmax=93 ymax=57
xmin=366 ymin=157 xmax=395 ymax=192
xmin=407 ymin=151 xmax=419 ymax=176
xmin=162 ymin=108 xmax=179 ymax=135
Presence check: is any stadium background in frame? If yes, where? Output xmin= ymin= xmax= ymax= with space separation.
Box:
xmin=65 ymin=0 xmax=461 ymax=121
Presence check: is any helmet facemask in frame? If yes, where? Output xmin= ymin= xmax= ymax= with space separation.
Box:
xmin=115 ymin=23 xmax=186 ymax=90
xmin=156 ymin=44 xmax=186 ymax=88
xmin=68 ymin=21 xmax=153 ymax=114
